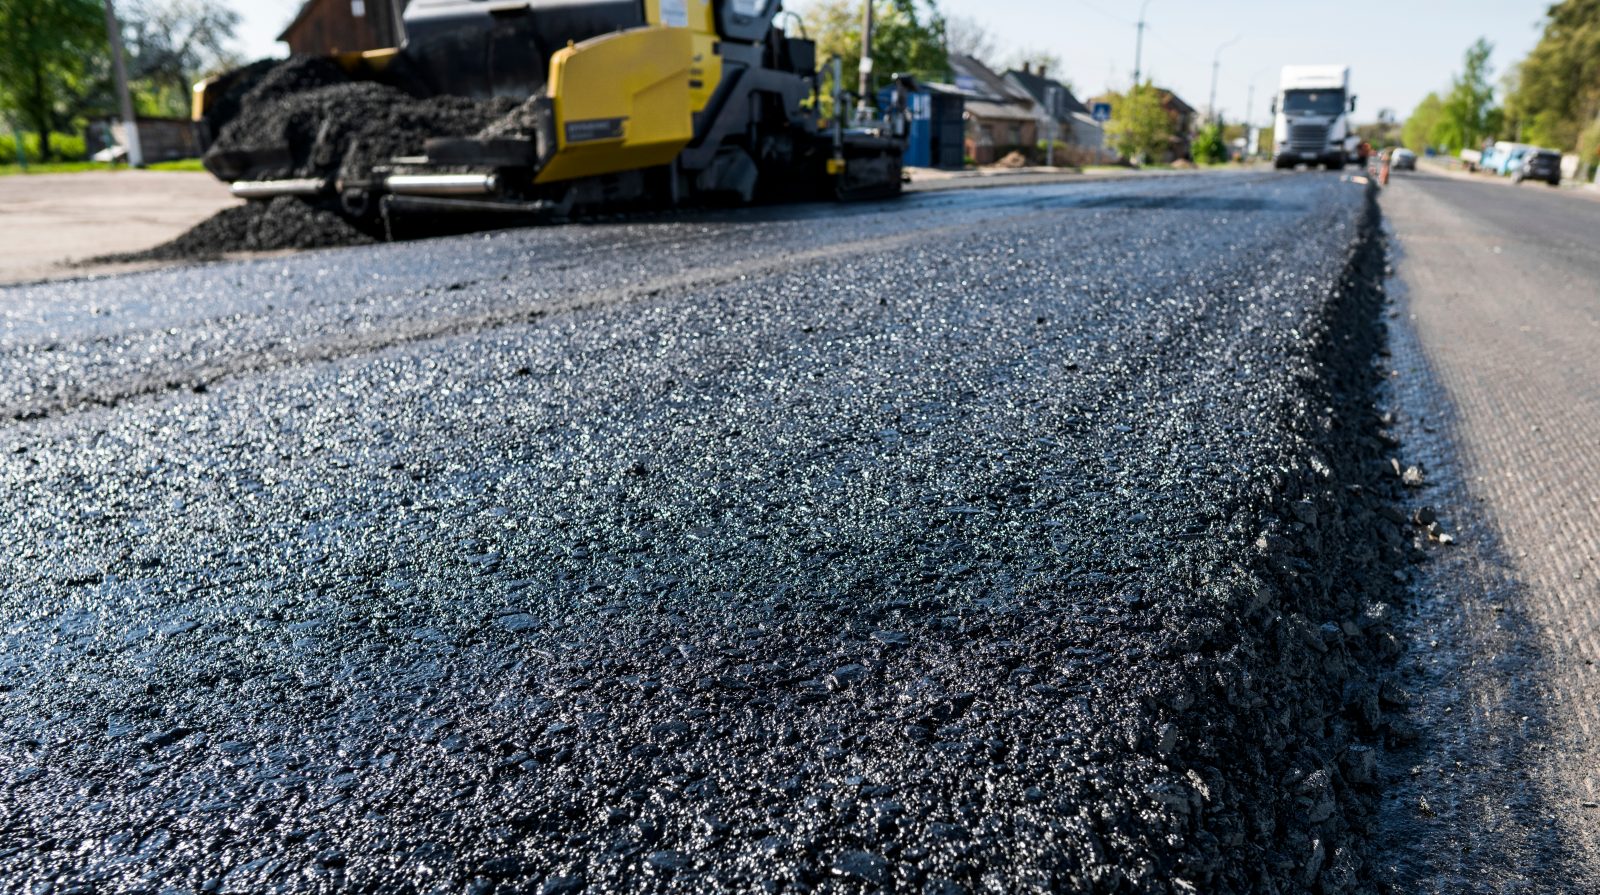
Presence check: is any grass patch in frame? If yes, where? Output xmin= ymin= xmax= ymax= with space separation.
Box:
xmin=0 ymin=158 xmax=208 ymax=176
xmin=0 ymin=161 xmax=119 ymax=176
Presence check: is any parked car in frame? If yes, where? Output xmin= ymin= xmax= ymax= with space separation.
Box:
xmin=1390 ymin=147 xmax=1416 ymax=170
xmin=1500 ymin=147 xmax=1534 ymax=176
xmin=1478 ymin=141 xmax=1539 ymax=176
xmin=1477 ymin=143 xmax=1505 ymax=172
xmin=1512 ymin=149 xmax=1562 ymax=186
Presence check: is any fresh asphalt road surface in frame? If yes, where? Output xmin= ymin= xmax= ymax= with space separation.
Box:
xmin=0 ymin=171 xmax=1580 ymax=893
xmin=1376 ymin=170 xmax=1600 ymax=888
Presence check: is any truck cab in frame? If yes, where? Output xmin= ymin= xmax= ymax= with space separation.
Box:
xmin=1271 ymin=65 xmax=1356 ymax=170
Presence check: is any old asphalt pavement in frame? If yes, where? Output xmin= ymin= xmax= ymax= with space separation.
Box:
xmin=1374 ymin=169 xmax=1600 ymax=892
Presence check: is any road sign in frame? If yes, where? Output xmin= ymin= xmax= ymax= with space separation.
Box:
xmin=1092 ymin=102 xmax=1112 ymax=123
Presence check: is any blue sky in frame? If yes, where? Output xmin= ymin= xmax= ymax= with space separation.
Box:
xmin=926 ymin=0 xmax=1551 ymax=124
xmin=232 ymin=0 xmax=1553 ymax=125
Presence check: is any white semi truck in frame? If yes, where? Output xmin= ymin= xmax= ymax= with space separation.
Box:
xmin=1271 ymin=65 xmax=1358 ymax=170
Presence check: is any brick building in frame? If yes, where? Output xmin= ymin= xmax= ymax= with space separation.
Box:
xmin=947 ymin=54 xmax=1039 ymax=165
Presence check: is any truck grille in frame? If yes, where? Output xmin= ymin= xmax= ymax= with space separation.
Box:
xmin=1289 ymin=124 xmax=1328 ymax=152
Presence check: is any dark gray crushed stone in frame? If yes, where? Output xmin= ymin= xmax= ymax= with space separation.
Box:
xmin=193 ymin=58 xmax=281 ymax=139
xmin=132 ymin=56 xmax=519 ymax=260
xmin=236 ymin=54 xmax=352 ymax=108
xmin=204 ymin=81 xmax=515 ymax=184
xmin=92 ymin=196 xmax=375 ymax=262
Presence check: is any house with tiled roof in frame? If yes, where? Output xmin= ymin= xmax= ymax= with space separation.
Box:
xmin=1004 ymin=66 xmax=1109 ymax=162
xmin=946 ymin=54 xmax=1039 ymax=164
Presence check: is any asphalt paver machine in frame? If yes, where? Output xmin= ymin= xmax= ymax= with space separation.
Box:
xmin=196 ymin=0 xmax=910 ymax=225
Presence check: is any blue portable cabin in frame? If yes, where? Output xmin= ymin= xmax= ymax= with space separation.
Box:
xmin=881 ymin=81 xmax=970 ymax=170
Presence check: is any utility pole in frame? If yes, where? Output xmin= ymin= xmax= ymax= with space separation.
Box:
xmin=1132 ymin=0 xmax=1151 ymax=87
xmin=1207 ymin=35 xmax=1241 ymax=126
xmin=1244 ymin=80 xmax=1257 ymax=159
xmin=1045 ymin=85 xmax=1060 ymax=167
xmin=856 ymin=0 xmax=874 ymax=124
xmin=103 ymin=0 xmax=144 ymax=168
xmin=1243 ymin=66 xmax=1270 ymax=159
xmin=1208 ymin=60 xmax=1218 ymax=124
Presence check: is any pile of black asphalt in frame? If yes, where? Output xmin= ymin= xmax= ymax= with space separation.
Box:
xmin=105 ymin=56 xmax=519 ymax=262
xmin=204 ymin=55 xmax=517 ymax=185
xmin=97 ymin=196 xmax=377 ymax=263
xmin=0 ymin=174 xmax=1415 ymax=893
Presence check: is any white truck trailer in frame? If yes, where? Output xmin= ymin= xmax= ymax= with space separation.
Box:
xmin=1271 ymin=65 xmax=1357 ymax=170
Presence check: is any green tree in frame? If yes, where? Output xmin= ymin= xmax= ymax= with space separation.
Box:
xmin=803 ymin=0 xmax=948 ymax=107
xmin=1104 ymin=83 xmax=1174 ymax=165
xmin=1357 ymin=109 xmax=1401 ymax=149
xmin=0 ymin=0 xmax=106 ymax=160
xmin=1506 ymin=0 xmax=1600 ymax=150
xmin=122 ymin=0 xmax=242 ymax=117
xmin=942 ymin=13 xmax=996 ymax=61
xmin=1498 ymin=63 xmax=1524 ymax=140
xmin=1434 ymin=38 xmax=1499 ymax=153
xmin=1403 ymin=92 xmax=1443 ymax=153
xmin=1191 ymin=121 xmax=1225 ymax=164
xmin=1579 ymin=119 xmax=1600 ymax=180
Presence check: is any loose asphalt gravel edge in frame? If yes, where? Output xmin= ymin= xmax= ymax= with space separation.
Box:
xmin=1203 ymin=185 xmax=1419 ymax=890
xmin=1075 ymin=184 xmax=1420 ymax=891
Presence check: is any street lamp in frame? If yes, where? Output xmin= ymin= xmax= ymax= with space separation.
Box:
xmin=1207 ymin=35 xmax=1242 ymax=125
xmin=1132 ymin=0 xmax=1152 ymax=87
xmin=1243 ymin=66 xmax=1271 ymax=130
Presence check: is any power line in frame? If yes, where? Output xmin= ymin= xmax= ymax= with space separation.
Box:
xmin=1066 ymin=0 xmax=1131 ymax=27
xmin=1144 ymin=29 xmax=1209 ymax=71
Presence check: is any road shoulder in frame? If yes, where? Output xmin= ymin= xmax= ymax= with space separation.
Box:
xmin=0 ymin=170 xmax=240 ymax=286
xmin=1376 ymin=173 xmax=1600 ymax=888
xmin=1372 ymin=262 xmax=1591 ymax=891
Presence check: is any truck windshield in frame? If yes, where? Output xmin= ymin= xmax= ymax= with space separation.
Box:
xmin=1282 ymin=90 xmax=1346 ymax=116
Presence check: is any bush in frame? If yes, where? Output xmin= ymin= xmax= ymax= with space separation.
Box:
xmin=0 ymin=131 xmax=88 ymax=162
xmin=0 ymin=132 xmax=29 ymax=161
xmin=1191 ymin=122 xmax=1226 ymax=165
xmin=1578 ymin=121 xmax=1600 ymax=181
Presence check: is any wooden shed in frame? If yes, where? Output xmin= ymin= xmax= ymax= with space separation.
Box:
xmin=89 ymin=117 xmax=202 ymax=162
xmin=279 ymin=0 xmax=407 ymax=55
